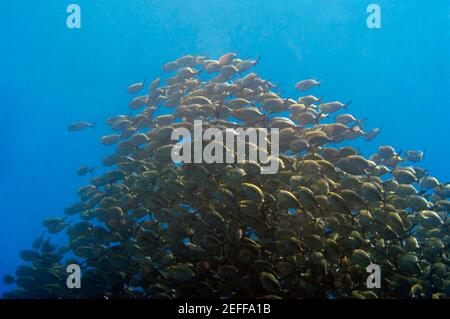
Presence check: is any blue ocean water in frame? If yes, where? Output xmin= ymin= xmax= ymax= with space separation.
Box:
xmin=0 ymin=0 xmax=449 ymax=295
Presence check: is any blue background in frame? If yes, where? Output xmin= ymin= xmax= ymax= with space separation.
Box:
xmin=0 ymin=0 xmax=449 ymax=294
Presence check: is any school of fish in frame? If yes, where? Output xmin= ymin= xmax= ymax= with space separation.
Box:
xmin=3 ymin=53 xmax=449 ymax=299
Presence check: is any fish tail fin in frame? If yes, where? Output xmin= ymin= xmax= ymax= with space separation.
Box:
xmin=196 ymin=69 xmax=204 ymax=82
xmin=91 ymin=121 xmax=98 ymax=129
xmin=317 ymin=78 xmax=324 ymax=87
xmin=356 ymin=117 xmax=367 ymax=128
xmin=418 ymin=189 xmax=428 ymax=196
xmin=381 ymin=191 xmax=388 ymax=208
xmin=345 ymin=101 xmax=353 ymax=108
xmin=318 ymin=112 xmax=329 ymax=121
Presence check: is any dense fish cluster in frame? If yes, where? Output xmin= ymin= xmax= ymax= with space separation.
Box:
xmin=3 ymin=54 xmax=449 ymax=299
